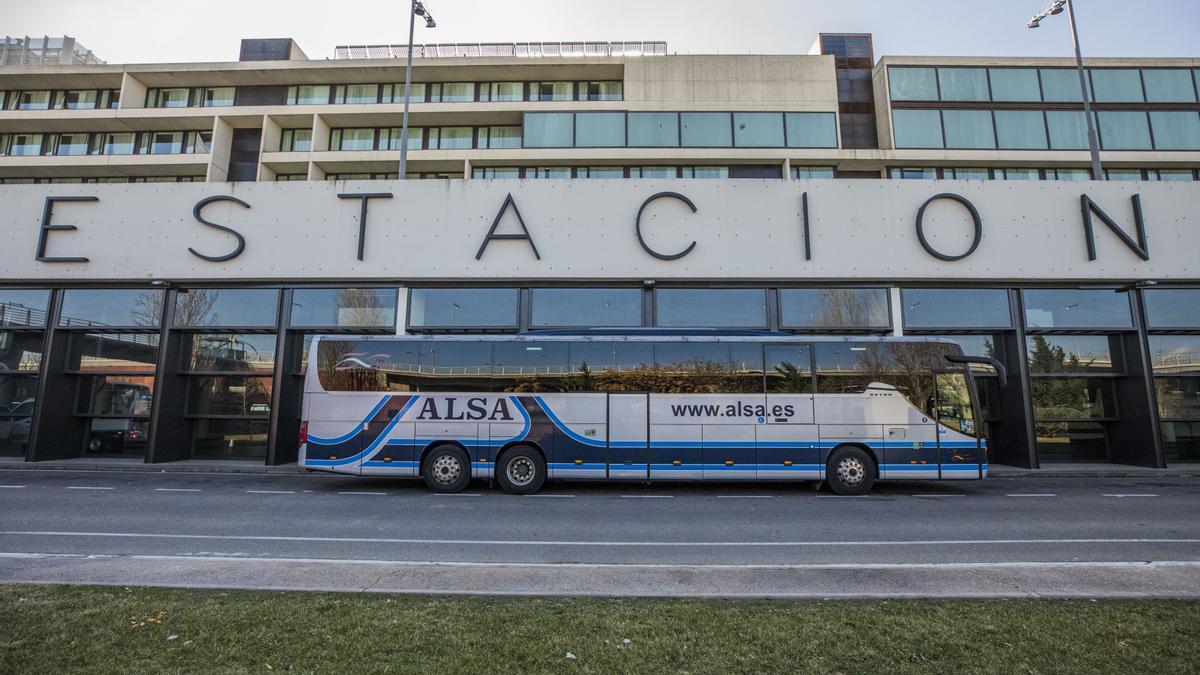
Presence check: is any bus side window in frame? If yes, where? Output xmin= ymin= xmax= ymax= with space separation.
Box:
xmin=417 ymin=341 xmax=492 ymax=392
xmin=492 ymin=341 xmax=569 ymax=393
xmin=766 ymin=345 xmax=812 ymax=394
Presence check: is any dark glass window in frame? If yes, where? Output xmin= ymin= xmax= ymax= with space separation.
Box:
xmin=901 ymin=289 xmax=1011 ymax=329
xmin=75 ymin=375 xmax=155 ymax=416
xmin=680 ymin=112 xmax=732 ymax=147
xmin=1097 ymin=111 xmax=1152 ymax=150
xmin=493 ymin=341 xmax=570 ymax=392
xmin=1032 ymin=379 xmax=1113 ymax=420
xmin=655 ymin=289 xmax=767 ymax=328
xmin=186 ymin=376 xmax=272 ymax=416
xmin=186 ymin=334 xmax=277 ymax=373
xmin=1156 ymin=378 xmax=1200 ymax=420
xmin=815 ymin=341 xmax=957 ymax=408
xmin=192 ymin=419 xmax=269 ymax=460
xmin=574 ymin=112 xmax=625 ymax=147
xmin=1023 ymin=290 xmax=1132 ymax=329
xmin=1162 ymin=421 xmax=1200 ymax=462
xmin=0 ymin=332 xmax=44 ymax=373
xmin=408 ymin=288 xmax=519 ymax=330
xmin=938 ymin=68 xmax=989 ymax=101
xmin=647 ymin=342 xmax=762 ymax=394
xmin=416 ymin=341 xmax=493 ymax=391
xmin=889 ymin=67 xmax=938 ymax=101
xmin=0 ymin=290 xmax=50 ymax=328
xmin=733 ymin=113 xmax=784 ymax=147
xmin=1149 ymin=336 xmax=1200 ymax=377
xmin=988 ymin=68 xmax=1041 ymax=102
xmin=627 ymin=112 xmax=679 ymax=147
xmin=173 ymin=288 xmax=279 ymax=327
xmin=565 ymin=341 xmax=654 ymax=392
xmin=1035 ymin=421 xmax=1107 ymax=461
xmin=1026 ymin=335 xmax=1122 ymax=374
xmin=892 ymin=109 xmax=943 ymax=149
xmin=765 ymin=345 xmax=813 ymax=394
xmin=1144 ymin=289 xmax=1200 ymax=328
xmin=0 ymin=376 xmax=37 ymax=456
xmin=523 ymin=112 xmax=574 ymax=147
xmin=779 ymin=289 xmax=889 ymax=330
xmin=68 ymin=333 xmax=160 ymax=372
xmin=60 ymin=289 xmax=164 ymax=328
xmin=290 ymin=288 xmax=397 ymax=328
xmin=530 ymin=288 xmax=642 ymax=327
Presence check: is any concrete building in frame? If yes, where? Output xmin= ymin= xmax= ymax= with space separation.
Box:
xmin=0 ymin=35 xmax=1197 ymax=468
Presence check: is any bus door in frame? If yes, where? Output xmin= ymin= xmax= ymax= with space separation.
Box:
xmin=607 ymin=393 xmax=649 ymax=479
xmin=761 ymin=345 xmax=819 ymax=480
xmin=934 ymin=368 xmax=984 ymax=479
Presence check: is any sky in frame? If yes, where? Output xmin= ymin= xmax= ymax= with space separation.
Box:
xmin=2 ymin=0 xmax=1198 ymax=64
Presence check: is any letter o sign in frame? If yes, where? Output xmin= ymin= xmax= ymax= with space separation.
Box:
xmin=915 ymin=193 xmax=982 ymax=262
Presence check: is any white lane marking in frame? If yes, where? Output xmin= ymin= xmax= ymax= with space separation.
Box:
xmin=245 ymin=490 xmax=295 ymax=495
xmin=524 ymin=494 xmax=575 ymax=498
xmin=1007 ymin=493 xmax=1057 ymax=497
xmin=913 ymin=494 xmax=966 ymax=498
xmin=1104 ymin=494 xmax=1160 ymax=498
xmin=66 ymin=486 xmax=114 ymax=491
xmin=0 ymin=485 xmax=27 ymax=489
xmin=432 ymin=493 xmax=481 ymax=497
xmin=5 ymin=531 xmax=1199 ymax=548
xmin=621 ymin=495 xmax=673 ymax=499
xmin=155 ymin=488 xmax=201 ymax=493
xmin=816 ymin=495 xmax=870 ymax=499
xmin=717 ymin=495 xmax=774 ymax=499
xmin=338 ymin=491 xmax=388 ymax=496
xmin=3 ymin=551 xmax=1199 ymax=572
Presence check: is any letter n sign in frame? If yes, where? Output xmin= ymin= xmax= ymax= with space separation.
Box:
xmin=1080 ymin=194 xmax=1149 ymax=261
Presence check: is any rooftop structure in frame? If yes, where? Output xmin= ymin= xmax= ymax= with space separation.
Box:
xmin=0 ymin=36 xmax=103 ymax=66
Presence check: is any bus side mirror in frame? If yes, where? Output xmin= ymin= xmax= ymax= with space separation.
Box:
xmin=944 ymin=355 xmax=1008 ymax=388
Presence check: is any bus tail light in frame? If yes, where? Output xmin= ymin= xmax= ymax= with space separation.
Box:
xmin=299 ymin=421 xmax=308 ymax=444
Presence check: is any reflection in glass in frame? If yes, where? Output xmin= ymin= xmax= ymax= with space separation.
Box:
xmin=766 ymin=346 xmax=812 ymax=394
xmin=1142 ymin=70 xmax=1197 ymax=103
xmin=69 ymin=333 xmax=160 ymax=372
xmin=1149 ymin=336 xmax=1200 ymax=375
xmin=1023 ymin=289 xmax=1131 ymax=329
xmin=530 ymin=288 xmax=641 ymax=327
xmin=655 ymin=289 xmax=767 ymax=328
xmin=892 ymin=110 xmax=943 ymax=149
xmin=187 ymin=334 xmax=277 ymax=373
xmin=1046 ymin=111 xmax=1089 ymax=150
xmin=1026 ymin=335 xmax=1120 ymax=374
xmin=408 ymin=288 xmax=519 ymax=329
xmin=1098 ymin=111 xmax=1152 ymax=150
xmin=174 ymin=289 xmax=279 ymax=327
xmin=1039 ymin=69 xmax=1083 ymax=102
xmin=1149 ymin=112 xmax=1200 ymax=151
xmin=493 ymin=341 xmax=570 ymax=392
xmin=995 ymin=110 xmax=1048 ymax=149
xmin=290 ymin=288 xmax=397 ymax=328
xmin=901 ymin=288 xmax=1010 ymax=329
xmin=628 ymin=112 xmax=679 ymax=147
xmin=1036 ymin=421 xmax=1106 ymax=461
xmin=1162 ymin=421 xmax=1200 ymax=462
xmin=85 ymin=417 xmax=150 ymax=455
xmin=76 ymin=375 xmax=155 ymax=415
xmin=60 ymin=289 xmax=164 ymax=328
xmin=780 ymin=288 xmax=889 ymax=329
xmin=733 ymin=113 xmax=784 ymax=147
xmin=0 ymin=332 xmax=45 ymax=372
xmin=186 ymin=376 xmax=272 ymax=416
xmin=814 ymin=342 xmax=960 ymax=412
xmin=1031 ymin=378 xmax=1111 ymax=420
xmin=1156 ymin=378 xmax=1200 ymax=420
xmin=943 ymin=110 xmax=996 ymax=149
xmin=1090 ymin=69 xmax=1144 ymax=103
xmin=937 ymin=68 xmax=989 ymax=101
xmin=1144 ymin=289 xmax=1200 ymax=328
xmin=575 ymin=112 xmax=625 ymax=147
xmin=192 ymin=419 xmax=269 ymax=460
xmin=888 ymin=67 xmax=938 ymax=101
xmin=680 ymin=112 xmax=732 ymax=147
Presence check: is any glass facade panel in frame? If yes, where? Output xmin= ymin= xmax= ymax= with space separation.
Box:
xmin=994 ymin=110 xmax=1048 ymax=149
xmin=187 ymin=334 xmax=277 ymax=373
xmin=784 ymin=112 xmax=838 ymax=148
xmin=575 ymin=112 xmax=625 ymax=147
xmin=435 ymin=127 xmax=472 ymax=150
xmin=439 ymin=83 xmax=474 ymax=102
xmin=1023 ymin=289 xmax=1132 ymax=329
xmin=530 ymin=288 xmax=642 ymax=327
xmin=408 ymin=288 xmax=519 ymax=329
xmin=682 ymin=166 xmax=729 ymax=178
xmin=1150 ymin=112 xmax=1200 ymax=150
xmin=1027 ymin=335 xmax=1121 ymax=374
xmin=733 ymin=113 xmax=784 ymax=147
xmin=889 ymin=67 xmax=938 ymax=101
xmin=290 ymin=288 xmax=397 ymax=328
xmin=76 ymin=374 xmax=155 ymax=416
xmin=1162 ymin=421 xmax=1200 ymax=462
xmin=943 ymin=110 xmax=996 ymax=149
xmin=191 ymin=419 xmax=269 ymax=460
xmin=779 ymin=288 xmax=890 ymax=329
xmin=989 ymin=68 xmax=1041 ymax=102
xmin=892 ymin=110 xmax=944 ymax=149
xmin=655 ymin=289 xmax=767 ymax=328
xmin=485 ymin=126 xmax=522 ymax=149
xmin=938 ymin=68 xmax=989 ymax=101
xmin=69 ymin=333 xmax=160 ymax=372
xmin=186 ymin=376 xmax=272 ymax=416
xmin=523 ymin=112 xmax=574 ymax=147
xmin=1040 ymin=69 xmax=1084 ymax=102
xmin=60 ymin=289 xmax=163 ymax=328
xmin=1149 ymin=336 xmax=1200 ymax=376
xmin=628 ymin=112 xmax=679 ymax=147
xmin=1145 ymin=289 xmax=1200 ymax=328
xmin=1097 ymin=111 xmax=1152 ymax=150
xmin=0 ymin=376 xmax=36 ymax=456
xmin=1157 ymin=378 xmax=1200 ymax=420
xmin=0 ymin=331 xmax=44 ymax=373
xmin=902 ymin=288 xmax=1011 ymax=329
xmin=1090 ymin=69 xmax=1144 ymax=103
xmin=680 ymin=112 xmax=732 ymax=147
xmin=173 ymin=289 xmax=278 ymax=327
xmin=1046 ymin=110 xmax=1090 ymax=150
xmin=1032 ymin=379 xmax=1113 ymax=420
xmin=0 ymin=290 xmax=50 ymax=328
xmin=1036 ymin=421 xmax=1107 ymax=461
xmin=1142 ymin=69 xmax=1197 ymax=103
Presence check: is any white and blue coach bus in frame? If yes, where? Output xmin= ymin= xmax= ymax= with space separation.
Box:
xmin=299 ymin=331 xmax=1005 ymax=495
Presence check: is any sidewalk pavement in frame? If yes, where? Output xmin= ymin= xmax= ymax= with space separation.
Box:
xmin=1 ymin=456 xmax=1197 ymax=478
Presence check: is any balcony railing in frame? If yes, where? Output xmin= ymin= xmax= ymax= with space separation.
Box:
xmin=334 ymin=41 xmax=667 ymax=60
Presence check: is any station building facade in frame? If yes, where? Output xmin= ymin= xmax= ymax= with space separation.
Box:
xmin=0 ymin=35 xmax=1197 ymax=469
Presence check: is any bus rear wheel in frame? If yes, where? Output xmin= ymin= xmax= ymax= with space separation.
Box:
xmin=826 ymin=446 xmax=876 ymax=496
xmin=422 ymin=445 xmax=471 ymax=493
xmin=495 ymin=445 xmax=546 ymax=495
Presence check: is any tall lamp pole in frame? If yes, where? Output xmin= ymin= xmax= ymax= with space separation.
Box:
xmin=1028 ymin=0 xmax=1103 ymax=180
xmin=399 ymin=1 xmax=436 ymax=180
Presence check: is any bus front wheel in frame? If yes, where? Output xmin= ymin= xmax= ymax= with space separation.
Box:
xmin=826 ymin=446 xmax=876 ymax=496
xmin=495 ymin=445 xmax=546 ymax=495
xmin=422 ymin=445 xmax=472 ymax=493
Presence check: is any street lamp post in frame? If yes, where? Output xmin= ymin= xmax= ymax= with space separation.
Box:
xmin=1028 ymin=0 xmax=1103 ymax=180
xmin=399 ymin=1 xmax=436 ymax=180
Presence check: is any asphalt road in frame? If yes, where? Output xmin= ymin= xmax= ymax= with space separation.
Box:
xmin=0 ymin=469 xmax=1197 ymax=597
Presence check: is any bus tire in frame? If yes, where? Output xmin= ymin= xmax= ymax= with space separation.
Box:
xmin=422 ymin=445 xmax=472 ymax=493
xmin=826 ymin=446 xmax=876 ymax=496
xmin=495 ymin=445 xmax=546 ymax=495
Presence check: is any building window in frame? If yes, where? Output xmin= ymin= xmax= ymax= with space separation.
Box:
xmin=472 ymin=167 xmax=520 ymax=179
xmin=892 ymin=110 xmax=944 ymax=149
xmin=945 ymin=168 xmax=990 ymax=180
xmin=988 ymin=68 xmax=1041 ymax=102
xmin=432 ymin=127 xmax=471 ymax=150
xmin=1022 ymin=289 xmax=1132 ymax=329
xmin=0 ymin=290 xmax=50 ymax=328
xmin=407 ymin=288 xmax=519 ymax=330
xmin=56 ymin=90 xmax=98 ymax=110
xmin=585 ymin=81 xmax=622 ymax=101
xmin=889 ymin=167 xmax=938 ymax=180
xmin=628 ymin=112 xmax=679 ymax=147
xmin=1144 ymin=289 xmax=1200 ymax=328
xmin=1097 ymin=111 xmax=1152 ymax=150
xmin=1142 ymin=69 xmax=1197 ymax=103
xmin=1040 ymin=69 xmax=1084 ymax=102
xmin=530 ymin=288 xmax=642 ymax=327
xmin=487 ymin=82 xmax=524 ymax=102
xmin=286 ymin=85 xmax=331 ymax=105
xmin=1046 ymin=110 xmax=1090 ymax=150
xmin=733 ymin=112 xmax=785 ymax=147
xmin=480 ymin=126 xmax=521 ymax=149
xmin=336 ymin=83 xmax=379 ymax=104
xmin=534 ymin=82 xmax=573 ymax=101
xmin=791 ymin=166 xmax=836 ymax=179
xmin=1048 ymin=168 xmax=1092 ymax=181
xmin=523 ymin=112 xmax=574 ymax=147
xmin=681 ymin=166 xmax=729 ymax=178
xmin=1149 ymin=111 xmax=1200 ymax=150
xmin=384 ymin=128 xmax=424 ymax=150
xmin=938 ymin=68 xmax=989 ymax=102
xmin=100 ymin=132 xmax=136 ymax=155
xmin=889 ymin=67 xmax=938 ymax=101
xmin=201 ymin=87 xmax=235 ymax=107
xmin=994 ymin=110 xmax=1048 ymax=149
xmin=1150 ymin=170 xmax=1197 ymax=181
xmin=655 ymin=289 xmax=767 ymax=328
xmin=527 ymin=167 xmax=572 ymax=179
xmin=60 ymin=289 xmax=164 ymax=328
xmin=785 ymin=112 xmax=838 ymax=148
xmin=574 ymin=112 xmax=625 ymax=147
xmin=16 ymin=91 xmax=52 ymax=110
xmin=52 ymin=133 xmax=91 ymax=156
xmin=332 ymin=128 xmax=376 ymax=151
xmin=580 ymin=166 xmax=624 ymax=178
xmin=943 ymin=110 xmax=995 ymax=149
xmin=438 ymin=82 xmax=475 ymax=103
xmin=1090 ymin=69 xmax=1145 ymax=103
xmin=8 ymin=133 xmax=44 ymax=156
xmin=630 ymin=166 xmax=677 ymax=178
xmin=680 ymin=112 xmax=732 ymax=147
xmin=289 ymin=288 xmax=397 ymax=328
xmin=145 ymin=131 xmax=185 ymax=155
xmin=901 ymin=289 xmax=1011 ymax=329
xmin=149 ymin=88 xmax=190 ymax=108
xmin=280 ymin=129 xmax=312 ymax=152
xmin=173 ymin=289 xmax=279 ymax=328
xmin=1105 ymin=169 xmax=1143 ymax=181
xmin=779 ymin=288 xmax=890 ymax=331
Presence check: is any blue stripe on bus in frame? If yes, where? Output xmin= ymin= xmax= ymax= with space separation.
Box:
xmin=305 ymin=395 xmax=420 ymax=467
xmin=532 ymin=396 xmax=606 ymax=448
xmin=306 ymin=396 xmax=390 ymax=445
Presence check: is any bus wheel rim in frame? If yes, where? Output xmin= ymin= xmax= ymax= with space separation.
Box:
xmin=431 ymin=454 xmax=462 ymax=484
xmin=837 ymin=457 xmax=865 ymax=486
xmin=507 ymin=456 xmax=535 ymax=486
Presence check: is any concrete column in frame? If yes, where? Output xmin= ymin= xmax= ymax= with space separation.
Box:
xmin=308 ymin=114 xmax=330 ymax=181
xmin=118 ymin=73 xmax=148 ymax=109
xmin=257 ymin=114 xmax=283 ymax=181
xmin=206 ymin=117 xmax=234 ymax=182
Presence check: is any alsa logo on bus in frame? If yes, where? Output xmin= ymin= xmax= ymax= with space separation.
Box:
xmin=415 ymin=397 xmax=515 ymax=421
